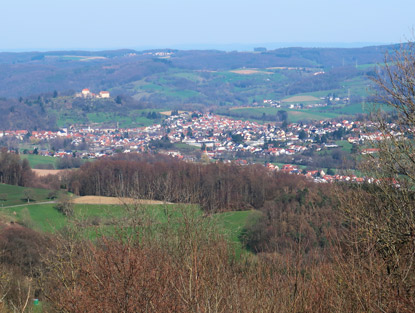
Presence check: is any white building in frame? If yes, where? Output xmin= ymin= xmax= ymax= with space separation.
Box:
xmin=100 ymin=91 xmax=110 ymax=98
xmin=82 ymin=89 xmax=90 ymax=97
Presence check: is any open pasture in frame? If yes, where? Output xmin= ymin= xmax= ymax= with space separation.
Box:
xmin=21 ymin=154 xmax=56 ymax=169
xmin=0 ymin=184 xmax=53 ymax=206
xmin=2 ymin=199 xmax=258 ymax=255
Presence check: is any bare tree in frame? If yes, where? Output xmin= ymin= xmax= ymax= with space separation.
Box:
xmin=338 ymin=41 xmax=415 ymax=310
xmin=22 ymin=189 xmax=35 ymax=204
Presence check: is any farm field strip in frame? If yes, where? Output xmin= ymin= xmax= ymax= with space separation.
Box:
xmin=73 ymin=195 xmax=171 ymax=205
xmin=282 ymin=95 xmax=320 ymax=102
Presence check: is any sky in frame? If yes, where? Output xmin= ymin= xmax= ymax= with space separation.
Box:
xmin=1 ymin=0 xmax=414 ymax=51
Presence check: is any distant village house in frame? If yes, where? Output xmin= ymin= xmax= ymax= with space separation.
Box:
xmin=99 ymin=91 xmax=110 ymax=98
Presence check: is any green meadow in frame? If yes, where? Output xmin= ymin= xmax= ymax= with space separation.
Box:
xmin=335 ymin=140 xmax=353 ymax=153
xmin=213 ymin=210 xmax=260 ymax=256
xmin=21 ymin=154 xmax=57 ymax=169
xmin=0 ymin=184 xmax=53 ymax=206
xmin=0 ymin=185 xmax=258 ymax=255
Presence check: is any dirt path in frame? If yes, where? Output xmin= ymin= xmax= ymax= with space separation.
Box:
xmin=2 ymin=201 xmax=55 ymax=209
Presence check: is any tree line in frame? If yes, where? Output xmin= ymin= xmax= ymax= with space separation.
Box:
xmin=68 ymin=153 xmax=284 ymax=213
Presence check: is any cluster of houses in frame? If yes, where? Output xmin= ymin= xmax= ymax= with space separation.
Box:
xmin=266 ymin=163 xmax=367 ymax=184
xmin=75 ymin=89 xmax=110 ymax=99
xmin=263 ymin=99 xmax=281 ymax=107
xmin=1 ymin=111 xmax=405 ymax=184
xmin=143 ymin=51 xmax=174 ymax=57
xmin=266 ymin=162 xmax=401 ymax=186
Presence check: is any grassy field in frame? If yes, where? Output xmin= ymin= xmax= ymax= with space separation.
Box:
xmin=273 ymin=162 xmax=307 ymax=170
xmin=54 ymin=111 xmax=87 ymax=128
xmin=282 ymin=95 xmax=320 ymax=103
xmin=173 ymin=142 xmax=199 ymax=152
xmin=327 ymin=102 xmax=368 ymax=115
xmin=1 ymin=195 xmax=257 ymax=256
xmin=21 ymin=154 xmax=56 ymax=169
xmin=3 ymin=203 xmax=66 ymax=232
xmin=21 ymin=154 xmax=88 ymax=171
xmin=171 ymin=71 xmax=205 ymax=82
xmin=287 ymin=109 xmax=340 ymax=122
xmin=52 ymin=104 xmax=167 ymax=128
xmin=214 ymin=210 xmax=260 ymax=257
xmin=2 ymin=202 xmax=193 ymax=232
xmin=0 ymin=184 xmax=53 ymax=207
xmin=342 ymin=76 xmax=372 ymax=97
xmin=285 ymin=76 xmax=371 ymax=100
xmin=213 ymin=71 xmax=286 ymax=88
xmin=357 ymin=63 xmax=378 ymax=70
xmin=86 ymin=110 xmax=165 ymax=128
xmin=141 ymin=83 xmax=200 ymax=99
xmin=0 ymin=183 xmax=254 ymax=238
xmin=335 ymin=140 xmax=353 ymax=153
xmin=117 ymin=65 xmax=373 ymax=113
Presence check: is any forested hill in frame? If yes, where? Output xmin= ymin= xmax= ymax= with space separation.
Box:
xmin=0 ymin=44 xmax=398 ymax=98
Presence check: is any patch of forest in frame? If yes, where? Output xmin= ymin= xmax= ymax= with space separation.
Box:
xmin=66 ymin=153 xmax=341 ymax=258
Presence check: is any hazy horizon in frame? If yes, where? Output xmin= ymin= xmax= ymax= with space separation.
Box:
xmin=0 ymin=41 xmax=392 ymax=53
xmin=1 ymin=0 xmax=413 ymax=52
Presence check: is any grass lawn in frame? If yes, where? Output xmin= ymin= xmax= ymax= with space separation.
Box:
xmin=173 ymin=142 xmax=199 ymax=152
xmin=335 ymin=140 xmax=353 ymax=153
xmin=21 ymin=154 xmax=56 ymax=169
xmin=0 ymin=184 xmax=53 ymax=206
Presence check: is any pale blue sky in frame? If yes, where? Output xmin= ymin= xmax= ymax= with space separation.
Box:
xmin=1 ymin=0 xmax=414 ymax=51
